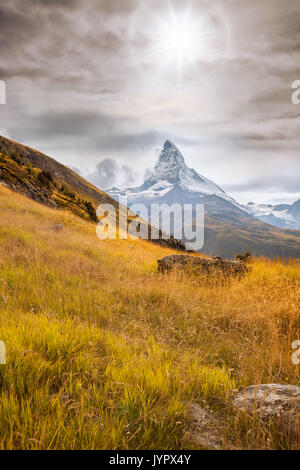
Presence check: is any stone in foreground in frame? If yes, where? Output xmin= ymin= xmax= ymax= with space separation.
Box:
xmin=233 ymin=384 xmax=300 ymax=433
xmin=157 ymin=254 xmax=248 ymax=277
xmin=185 ymin=402 xmax=224 ymax=450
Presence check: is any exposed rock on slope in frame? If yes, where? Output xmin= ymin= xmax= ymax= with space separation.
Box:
xmin=233 ymin=384 xmax=300 ymax=433
xmin=158 ymin=254 xmax=248 ymax=277
xmin=185 ymin=402 xmax=224 ymax=449
xmin=0 ymin=135 xmax=120 ymax=212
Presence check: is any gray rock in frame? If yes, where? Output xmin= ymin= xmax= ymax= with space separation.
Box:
xmin=54 ymin=224 xmax=64 ymax=231
xmin=185 ymin=402 xmax=224 ymax=449
xmin=233 ymin=384 xmax=300 ymax=433
xmin=157 ymin=254 xmax=248 ymax=277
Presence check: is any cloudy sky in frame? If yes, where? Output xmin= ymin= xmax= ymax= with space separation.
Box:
xmin=0 ymin=0 xmax=299 ymax=204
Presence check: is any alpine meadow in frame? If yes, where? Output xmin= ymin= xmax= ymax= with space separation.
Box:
xmin=0 ymin=0 xmax=300 ymax=455
xmin=0 ymin=182 xmax=299 ymax=449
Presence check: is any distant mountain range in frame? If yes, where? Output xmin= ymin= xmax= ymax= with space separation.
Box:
xmin=108 ymin=140 xmax=300 ymax=258
xmin=246 ymin=200 xmax=300 ymax=230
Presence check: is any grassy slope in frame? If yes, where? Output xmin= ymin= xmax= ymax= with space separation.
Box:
xmin=0 ymin=184 xmax=299 ymax=450
xmin=0 ymin=136 xmax=186 ymax=250
xmin=0 ymin=135 xmax=112 ymax=207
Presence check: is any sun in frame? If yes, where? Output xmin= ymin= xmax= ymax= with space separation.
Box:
xmin=129 ymin=2 xmax=231 ymax=75
xmin=155 ymin=11 xmax=201 ymax=68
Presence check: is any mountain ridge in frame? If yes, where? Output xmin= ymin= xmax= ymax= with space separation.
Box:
xmin=108 ymin=141 xmax=300 ymax=258
xmin=247 ymin=199 xmax=300 ymax=230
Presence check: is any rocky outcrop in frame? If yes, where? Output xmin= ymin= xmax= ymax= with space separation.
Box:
xmin=185 ymin=402 xmax=224 ymax=449
xmin=233 ymin=384 xmax=300 ymax=433
xmin=157 ymin=254 xmax=248 ymax=277
xmin=53 ymin=224 xmax=64 ymax=231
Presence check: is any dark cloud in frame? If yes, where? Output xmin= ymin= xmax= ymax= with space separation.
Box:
xmin=0 ymin=5 xmax=41 ymax=53
xmin=29 ymin=110 xmax=116 ymax=138
xmin=0 ymin=66 xmax=48 ymax=80
xmin=25 ymin=0 xmax=82 ymax=8
xmin=96 ymin=0 xmax=137 ymax=15
xmin=87 ymin=158 xmax=118 ymax=188
xmin=86 ymin=157 xmax=137 ymax=189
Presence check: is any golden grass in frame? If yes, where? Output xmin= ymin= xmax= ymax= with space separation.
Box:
xmin=0 ymin=184 xmax=299 ymax=449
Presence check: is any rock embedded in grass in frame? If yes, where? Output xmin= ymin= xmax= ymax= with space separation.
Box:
xmin=157 ymin=254 xmax=248 ymax=277
xmin=54 ymin=224 xmax=64 ymax=231
xmin=233 ymin=384 xmax=300 ymax=433
xmin=185 ymin=402 xmax=224 ymax=449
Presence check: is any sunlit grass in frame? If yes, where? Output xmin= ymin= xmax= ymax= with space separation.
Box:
xmin=0 ymin=185 xmax=299 ymax=449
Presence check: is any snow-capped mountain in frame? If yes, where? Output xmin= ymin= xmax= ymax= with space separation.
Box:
xmin=246 ymin=200 xmax=300 ymax=230
xmin=107 ymin=141 xmax=300 ymax=258
xmin=108 ymin=140 xmax=238 ymax=206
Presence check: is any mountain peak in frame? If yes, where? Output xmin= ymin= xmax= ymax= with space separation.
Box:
xmin=108 ymin=140 xmax=234 ymax=204
xmin=163 ymin=140 xmax=176 ymax=150
xmin=154 ymin=140 xmax=186 ymax=179
xmin=141 ymin=140 xmax=229 ymax=198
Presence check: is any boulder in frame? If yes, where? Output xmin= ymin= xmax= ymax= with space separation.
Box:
xmin=157 ymin=254 xmax=248 ymax=277
xmin=233 ymin=384 xmax=300 ymax=433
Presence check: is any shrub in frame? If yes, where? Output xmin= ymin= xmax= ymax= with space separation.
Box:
xmin=236 ymin=250 xmax=253 ymax=263
xmin=41 ymin=170 xmax=53 ymax=182
xmin=11 ymin=152 xmax=22 ymax=165
xmin=59 ymin=184 xmax=75 ymax=200
xmin=37 ymin=170 xmax=53 ymax=189
xmin=84 ymin=200 xmax=98 ymax=222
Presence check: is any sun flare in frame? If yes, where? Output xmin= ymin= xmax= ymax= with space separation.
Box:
xmin=129 ymin=2 xmax=230 ymax=75
xmin=155 ymin=11 xmax=201 ymax=67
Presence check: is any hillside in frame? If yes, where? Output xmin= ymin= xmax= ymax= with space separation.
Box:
xmin=0 ymin=135 xmax=124 ymax=222
xmin=0 ymin=136 xmax=186 ymax=251
xmin=201 ymin=199 xmax=300 ymax=259
xmin=0 ymin=184 xmax=299 ymax=450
